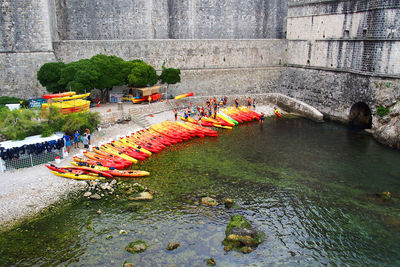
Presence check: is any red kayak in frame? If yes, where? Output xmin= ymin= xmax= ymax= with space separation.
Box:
xmin=45 ymin=164 xmax=113 ymax=178
xmin=73 ymin=156 xmax=125 ymax=170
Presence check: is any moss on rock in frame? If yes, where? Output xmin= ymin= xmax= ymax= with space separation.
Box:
xmin=225 ymin=215 xmax=252 ymax=235
xmin=222 ymin=215 xmax=263 ymax=253
xmin=125 ymin=240 xmax=147 ymax=254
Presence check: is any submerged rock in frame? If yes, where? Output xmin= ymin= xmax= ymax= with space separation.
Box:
xmin=124 ymin=202 xmax=142 ymax=211
xmin=381 ymin=215 xmax=400 ymax=232
xmin=166 ymin=242 xmax=180 ymax=251
xmin=225 ymin=198 xmax=234 ymax=208
xmin=222 ymin=215 xmax=263 ymax=253
xmin=90 ymin=193 xmax=101 ymax=200
xmin=119 ymin=230 xmax=128 ymax=235
xmin=125 ymin=240 xmax=147 ymax=254
xmin=123 ymin=263 xmax=134 ymax=267
xmin=360 ymin=192 xmax=394 ymax=204
xmin=201 ymin=197 xmax=218 ymax=206
xmin=377 ymin=192 xmax=392 ymax=201
xmin=241 ymin=246 xmax=253 ymax=254
xmin=83 ymin=191 xmax=92 ymax=197
xmin=96 ymin=209 xmax=102 ymax=215
xmin=130 ymin=192 xmax=153 ymax=201
xmin=206 ymin=257 xmax=216 ymax=266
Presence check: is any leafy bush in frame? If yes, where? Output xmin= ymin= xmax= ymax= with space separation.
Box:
xmin=0 ymin=106 xmax=100 ymax=140
xmin=377 ymin=106 xmax=389 ymax=117
xmin=61 ymin=111 xmax=100 ymax=134
xmin=40 ymin=107 xmax=100 ymax=137
xmin=0 ymin=109 xmax=41 ymax=140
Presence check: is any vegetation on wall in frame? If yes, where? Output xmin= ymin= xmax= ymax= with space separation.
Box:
xmin=377 ymin=106 xmax=390 ymax=117
xmin=37 ymin=54 xmax=181 ymax=102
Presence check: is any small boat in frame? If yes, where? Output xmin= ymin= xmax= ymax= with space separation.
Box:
xmin=274 ymin=107 xmax=281 ymax=118
xmin=49 ymin=170 xmax=105 ymax=180
xmin=174 ymin=92 xmax=194 ymax=100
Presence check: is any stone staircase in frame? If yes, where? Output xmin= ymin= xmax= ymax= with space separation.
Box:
xmin=129 ymin=109 xmax=151 ymax=129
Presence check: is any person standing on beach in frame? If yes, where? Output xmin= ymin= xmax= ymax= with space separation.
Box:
xmin=253 ymin=98 xmax=256 ymax=109
xmin=235 ymin=98 xmax=239 ymax=108
xmin=247 ymin=97 xmax=252 ymax=108
xmin=63 ymin=132 xmax=71 ymax=153
xmin=83 ymin=133 xmax=89 ymax=149
xmin=173 ymin=108 xmax=178 ymax=121
xmin=85 ymin=128 xmax=91 ymax=145
xmin=73 ymin=130 xmax=80 ymax=148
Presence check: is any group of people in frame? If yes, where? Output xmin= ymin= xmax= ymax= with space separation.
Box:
xmin=63 ymin=128 xmax=91 ymax=153
xmin=178 ymin=96 xmax=229 ymax=121
xmin=173 ymin=96 xmax=262 ymax=122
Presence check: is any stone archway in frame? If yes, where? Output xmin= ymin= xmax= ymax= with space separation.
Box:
xmin=349 ymin=102 xmax=372 ymax=129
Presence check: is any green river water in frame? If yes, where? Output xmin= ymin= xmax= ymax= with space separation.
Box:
xmin=1 ymin=118 xmax=400 ymax=266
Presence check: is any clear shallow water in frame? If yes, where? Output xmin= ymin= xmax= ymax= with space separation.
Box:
xmin=1 ymin=118 xmax=400 ymax=266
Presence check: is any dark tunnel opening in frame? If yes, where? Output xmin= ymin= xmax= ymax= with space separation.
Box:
xmin=349 ymin=102 xmax=372 ymax=129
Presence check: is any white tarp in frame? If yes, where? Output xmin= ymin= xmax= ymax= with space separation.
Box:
xmin=0 ymin=132 xmax=64 ymax=150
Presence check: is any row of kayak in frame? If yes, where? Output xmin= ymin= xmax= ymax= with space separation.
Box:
xmin=181 ymin=106 xmax=261 ymax=128
xmin=47 ymin=121 xmax=220 ymax=180
xmin=47 ymin=107 xmax=262 ymax=180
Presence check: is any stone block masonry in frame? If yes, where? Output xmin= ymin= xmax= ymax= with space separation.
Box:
xmin=0 ymin=0 xmax=53 ymax=52
xmin=0 ymin=52 xmax=56 ymax=98
xmin=54 ymin=0 xmax=288 ymax=40
xmin=287 ymin=0 xmax=400 ymax=76
xmin=53 ymin=40 xmax=287 ymax=70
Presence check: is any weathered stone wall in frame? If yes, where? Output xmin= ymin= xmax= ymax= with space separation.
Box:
xmin=0 ymin=0 xmax=56 ymax=97
xmin=0 ymin=52 xmax=57 ymax=98
xmin=53 ymin=40 xmax=286 ymax=69
xmin=276 ymin=67 xmax=374 ymax=119
xmin=54 ymin=0 xmax=288 ymax=40
xmin=287 ymin=0 xmax=400 ymax=76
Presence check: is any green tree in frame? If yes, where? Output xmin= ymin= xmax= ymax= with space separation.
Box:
xmin=91 ymin=54 xmax=126 ymax=103
xmin=159 ymin=67 xmax=181 ymax=98
xmin=59 ymin=59 xmax=100 ymax=94
xmin=37 ymin=62 xmax=66 ymax=93
xmin=127 ymin=61 xmax=158 ymax=88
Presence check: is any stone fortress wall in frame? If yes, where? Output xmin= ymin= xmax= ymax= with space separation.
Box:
xmin=1 ymin=0 xmax=400 ymax=133
xmin=54 ymin=0 xmax=287 ymax=40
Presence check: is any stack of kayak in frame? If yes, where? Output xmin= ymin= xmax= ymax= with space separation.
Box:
xmin=180 ymin=107 xmax=261 ymax=128
xmin=42 ymin=92 xmax=91 ymax=114
xmin=219 ymin=107 xmax=261 ymax=124
xmin=47 ymin=121 xmax=218 ymax=180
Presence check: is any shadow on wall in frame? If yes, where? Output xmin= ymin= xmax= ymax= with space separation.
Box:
xmin=349 ymin=102 xmax=372 ymax=129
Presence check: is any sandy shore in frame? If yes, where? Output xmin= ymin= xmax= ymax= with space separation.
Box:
xmin=0 ymin=104 xmax=276 ymax=231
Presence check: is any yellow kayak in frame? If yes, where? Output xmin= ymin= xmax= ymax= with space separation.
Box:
xmin=51 ymin=93 xmax=91 ymax=101
xmin=119 ymin=138 xmax=152 ymax=156
xmin=50 ymin=170 xmax=105 ymax=180
xmin=70 ymin=162 xmax=110 ymax=171
xmin=42 ymin=99 xmax=90 ymax=108
xmin=101 ymin=145 xmax=138 ymax=164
